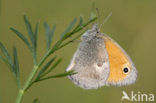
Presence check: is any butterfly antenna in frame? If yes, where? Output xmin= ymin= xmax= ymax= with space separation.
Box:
xmin=96 ymin=8 xmax=101 ymax=31
xmin=96 ymin=8 xmax=100 ymax=25
xmin=100 ymin=12 xmax=112 ymax=28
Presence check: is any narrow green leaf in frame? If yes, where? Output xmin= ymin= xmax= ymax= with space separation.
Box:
xmin=13 ymin=46 xmax=20 ymax=77
xmin=44 ymin=22 xmax=51 ymax=51
xmin=0 ymin=56 xmax=16 ymax=73
xmin=61 ymin=18 xmax=77 ymax=38
xmin=10 ymin=27 xmax=32 ymax=51
xmin=84 ymin=16 xmax=97 ymax=27
xmin=0 ymin=56 xmax=9 ymax=65
xmin=61 ymin=32 xmax=72 ymax=40
xmin=73 ymin=16 xmax=83 ymax=31
xmin=24 ymin=15 xmax=35 ymax=47
xmin=34 ymin=22 xmax=39 ymax=53
xmin=74 ymin=16 xmax=97 ymax=33
xmin=59 ymin=31 xmax=84 ymax=49
xmin=49 ymin=40 xmax=62 ymax=54
xmin=49 ymin=24 xmax=56 ymax=47
xmin=79 ymin=16 xmax=83 ymax=26
xmin=13 ymin=46 xmax=21 ymax=88
xmin=0 ymin=42 xmax=13 ymax=71
xmin=44 ymin=22 xmax=56 ymax=51
xmin=41 ymin=58 xmax=62 ymax=77
xmin=35 ymin=70 xmax=76 ymax=82
xmin=33 ymin=98 xmax=40 ymax=103
xmin=36 ymin=56 xmax=57 ymax=79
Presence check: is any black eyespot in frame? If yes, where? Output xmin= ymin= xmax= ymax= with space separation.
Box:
xmin=123 ymin=67 xmax=129 ymax=73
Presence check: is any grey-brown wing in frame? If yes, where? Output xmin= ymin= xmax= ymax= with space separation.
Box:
xmin=66 ymin=37 xmax=110 ymax=89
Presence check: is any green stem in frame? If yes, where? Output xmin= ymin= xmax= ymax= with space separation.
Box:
xmin=15 ymin=89 xmax=24 ymax=103
xmin=15 ymin=65 xmax=38 ymax=103
xmin=23 ymin=65 xmax=38 ymax=91
xmin=15 ymin=43 xmax=62 ymax=103
xmin=16 ymin=77 xmax=21 ymax=89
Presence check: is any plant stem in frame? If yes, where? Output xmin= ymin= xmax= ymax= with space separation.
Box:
xmin=15 ymin=89 xmax=24 ymax=103
xmin=15 ymin=39 xmax=70 ymax=103
xmin=23 ymin=65 xmax=38 ymax=91
xmin=15 ymin=65 xmax=38 ymax=103
xmin=15 ymin=45 xmax=59 ymax=103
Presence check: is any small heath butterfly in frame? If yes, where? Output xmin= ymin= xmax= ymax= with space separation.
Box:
xmin=66 ymin=24 xmax=137 ymax=89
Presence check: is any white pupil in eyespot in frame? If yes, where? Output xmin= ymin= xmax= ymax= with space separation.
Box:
xmin=123 ymin=67 xmax=129 ymax=73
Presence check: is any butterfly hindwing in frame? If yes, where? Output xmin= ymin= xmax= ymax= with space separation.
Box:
xmin=66 ymin=26 xmax=110 ymax=89
xmin=103 ymin=35 xmax=137 ymax=86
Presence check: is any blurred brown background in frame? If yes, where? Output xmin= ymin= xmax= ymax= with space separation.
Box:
xmin=0 ymin=0 xmax=156 ymax=103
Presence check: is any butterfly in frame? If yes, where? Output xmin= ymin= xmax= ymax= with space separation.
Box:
xmin=66 ymin=24 xmax=137 ymax=89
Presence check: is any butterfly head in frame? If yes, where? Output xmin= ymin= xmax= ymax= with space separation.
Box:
xmin=82 ymin=24 xmax=100 ymax=41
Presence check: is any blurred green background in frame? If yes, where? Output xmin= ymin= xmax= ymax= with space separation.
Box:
xmin=0 ymin=0 xmax=156 ymax=103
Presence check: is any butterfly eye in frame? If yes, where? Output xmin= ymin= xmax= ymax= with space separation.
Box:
xmin=123 ymin=67 xmax=129 ymax=74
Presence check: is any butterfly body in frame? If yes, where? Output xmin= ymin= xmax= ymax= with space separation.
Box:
xmin=66 ymin=24 xmax=137 ymax=89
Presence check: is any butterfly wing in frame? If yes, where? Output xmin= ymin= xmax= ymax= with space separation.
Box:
xmin=66 ymin=34 xmax=110 ymax=89
xmin=103 ymin=35 xmax=137 ymax=86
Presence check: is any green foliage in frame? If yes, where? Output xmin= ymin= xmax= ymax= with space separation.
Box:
xmin=0 ymin=11 xmax=97 ymax=103
xmin=24 ymin=15 xmax=35 ymax=47
xmin=13 ymin=46 xmax=20 ymax=78
xmin=13 ymin=46 xmax=21 ymax=88
xmin=44 ymin=23 xmax=56 ymax=51
xmin=41 ymin=58 xmax=62 ymax=78
xmin=34 ymin=70 xmax=77 ymax=83
xmin=61 ymin=18 xmax=77 ymax=37
xmin=0 ymin=42 xmax=13 ymax=69
xmin=36 ymin=56 xmax=57 ymax=80
xmin=10 ymin=28 xmax=32 ymax=51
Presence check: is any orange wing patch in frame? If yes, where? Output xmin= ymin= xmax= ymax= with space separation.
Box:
xmin=104 ymin=36 xmax=131 ymax=82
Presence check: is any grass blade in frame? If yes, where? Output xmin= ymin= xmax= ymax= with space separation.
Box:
xmin=41 ymin=58 xmax=62 ymax=77
xmin=24 ymin=15 xmax=35 ymax=47
xmin=10 ymin=27 xmax=32 ymax=51
xmin=35 ymin=70 xmax=76 ymax=82
xmin=36 ymin=56 xmax=57 ymax=79
xmin=61 ymin=18 xmax=77 ymax=38
xmin=0 ymin=42 xmax=13 ymax=71
xmin=13 ymin=46 xmax=21 ymax=88
xmin=79 ymin=16 xmax=83 ymax=26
